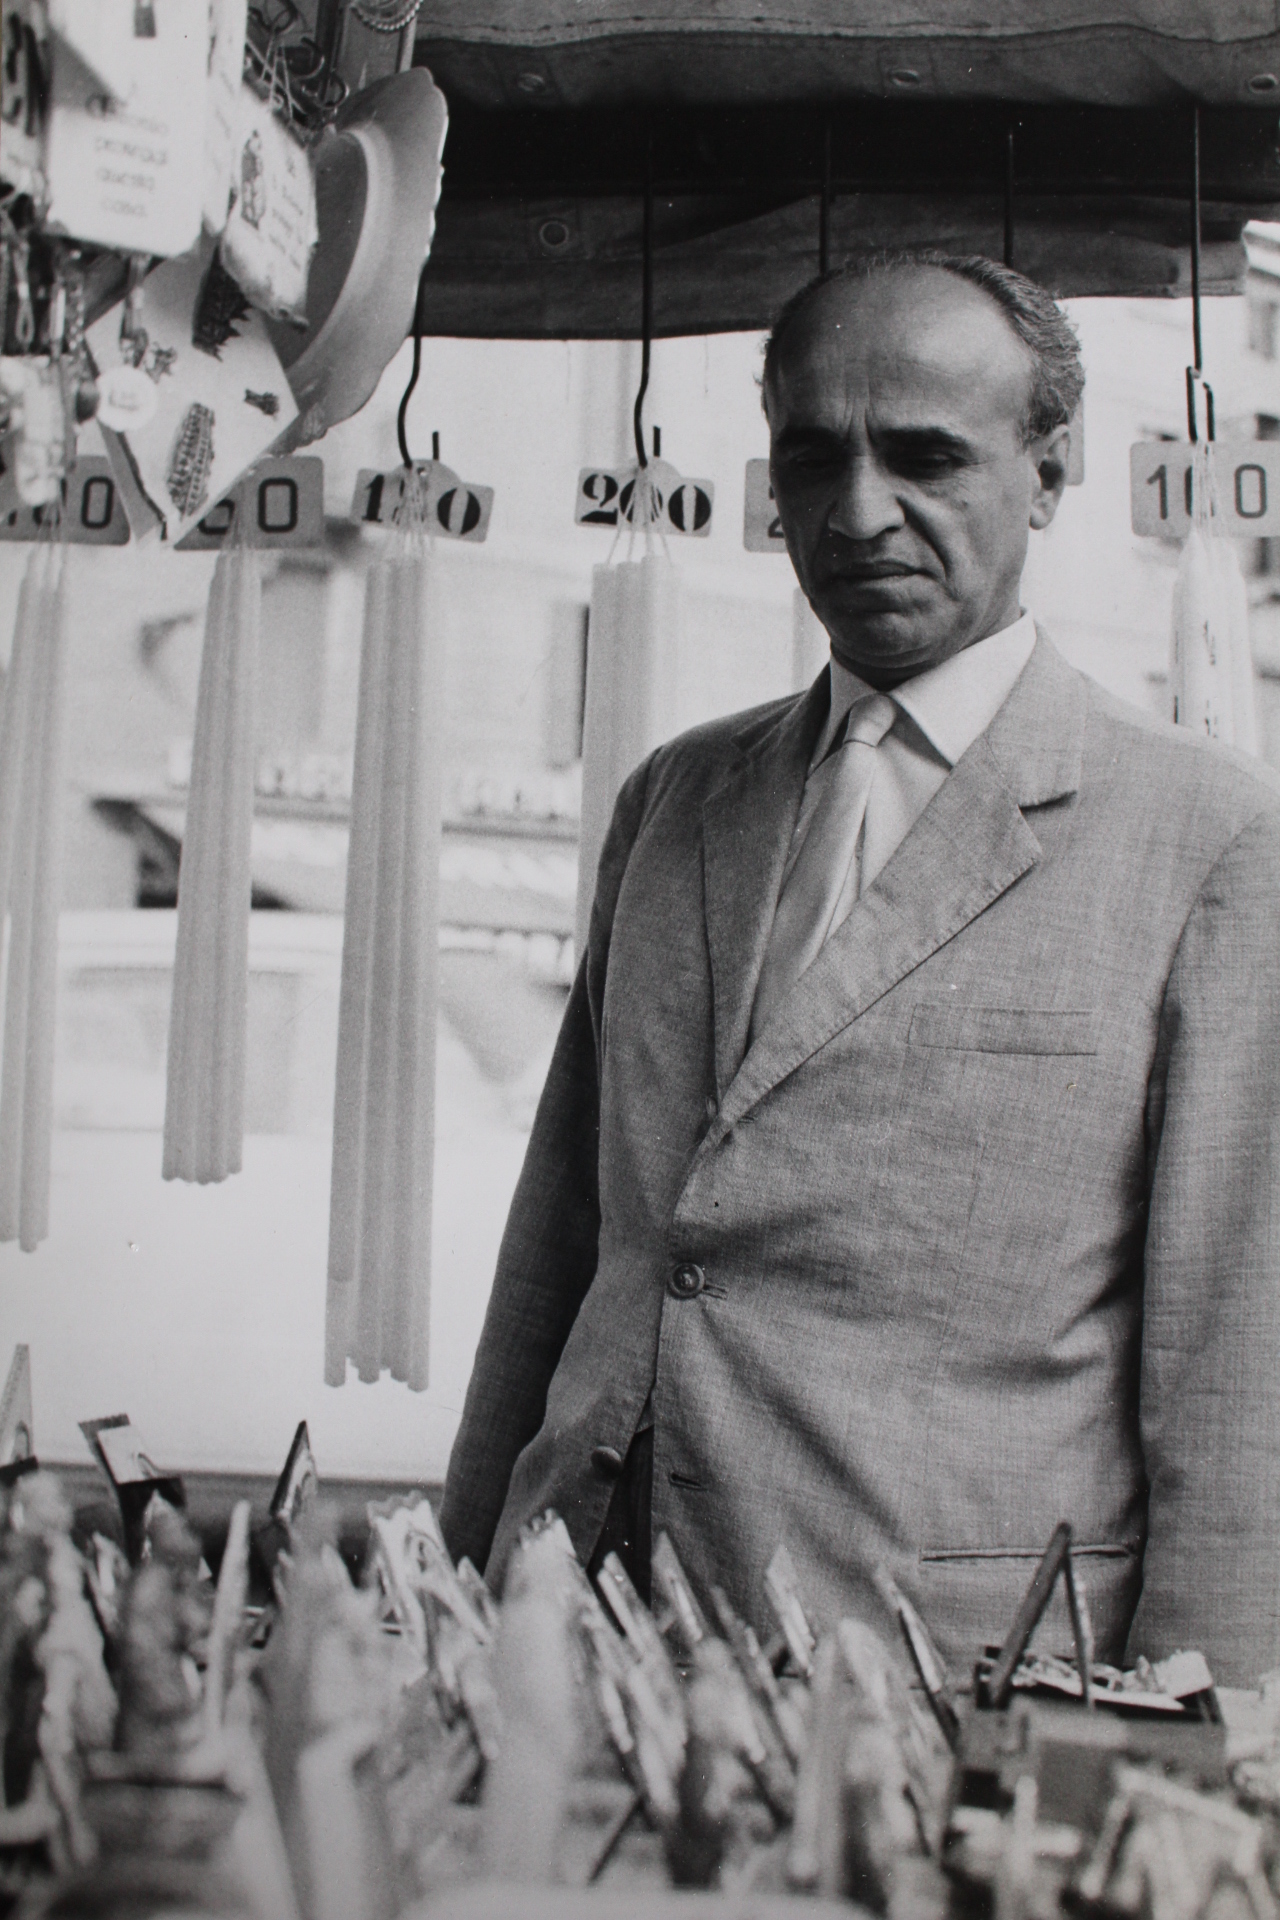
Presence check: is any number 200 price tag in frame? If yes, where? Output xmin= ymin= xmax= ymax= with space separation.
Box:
xmin=575 ymin=460 xmax=713 ymax=537
xmin=1130 ymin=441 xmax=1280 ymax=539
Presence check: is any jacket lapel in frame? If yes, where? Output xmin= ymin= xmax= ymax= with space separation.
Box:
xmin=702 ymin=673 xmax=829 ymax=1100
xmin=712 ymin=634 xmax=1087 ymax=1133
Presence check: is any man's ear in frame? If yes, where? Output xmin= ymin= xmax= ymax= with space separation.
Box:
xmin=1028 ymin=422 xmax=1072 ymax=530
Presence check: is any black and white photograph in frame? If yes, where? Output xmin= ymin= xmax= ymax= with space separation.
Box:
xmin=1 ymin=4 xmax=1280 ymax=1914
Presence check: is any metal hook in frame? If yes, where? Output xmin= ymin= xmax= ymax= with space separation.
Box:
xmin=633 ymin=125 xmax=654 ymax=470
xmin=396 ymin=265 xmax=430 ymax=467
xmin=1185 ymin=105 xmax=1213 ymax=442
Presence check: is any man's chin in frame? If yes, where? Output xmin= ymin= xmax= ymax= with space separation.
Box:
xmin=815 ymin=596 xmax=954 ymax=683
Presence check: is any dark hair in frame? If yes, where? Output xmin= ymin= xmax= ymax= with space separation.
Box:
xmin=761 ymin=249 xmax=1084 ymax=444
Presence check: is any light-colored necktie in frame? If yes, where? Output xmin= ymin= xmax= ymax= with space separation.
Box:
xmin=750 ymin=691 xmax=898 ymax=1038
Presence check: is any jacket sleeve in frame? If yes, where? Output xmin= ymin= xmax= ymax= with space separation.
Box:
xmin=1130 ymin=804 xmax=1280 ymax=1684
xmin=438 ymin=752 xmax=657 ymax=1574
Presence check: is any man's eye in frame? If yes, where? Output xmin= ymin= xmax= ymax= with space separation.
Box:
xmin=894 ymin=450 xmax=962 ymax=477
xmin=783 ymin=448 xmax=838 ymax=473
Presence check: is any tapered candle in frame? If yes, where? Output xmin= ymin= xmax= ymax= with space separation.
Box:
xmin=575 ymin=552 xmax=680 ymax=959
xmin=326 ymin=496 xmax=442 ymax=1391
xmin=163 ymin=541 xmax=261 ymax=1183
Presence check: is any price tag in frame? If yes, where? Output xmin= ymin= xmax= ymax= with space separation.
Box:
xmin=353 ymin=460 xmax=494 ymax=542
xmin=175 ymin=455 xmax=324 ymax=551
xmin=1130 ymin=440 xmax=1280 ymax=539
xmin=743 ymin=457 xmax=786 ymax=552
xmin=574 ymin=457 xmax=713 ymax=537
xmin=0 ymin=452 xmax=131 ymax=543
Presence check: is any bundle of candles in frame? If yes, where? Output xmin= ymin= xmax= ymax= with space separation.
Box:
xmin=1171 ymin=441 xmax=1259 ymax=754
xmin=575 ymin=468 xmax=682 ymax=958
xmin=162 ymin=538 xmax=263 ymax=1183
xmin=325 ymin=471 xmax=442 ymax=1391
xmin=0 ymin=531 xmax=72 ymax=1252
xmin=5 ymin=1439 xmax=1272 ymax=1920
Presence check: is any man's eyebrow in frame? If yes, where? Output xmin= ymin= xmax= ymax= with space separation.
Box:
xmin=873 ymin=424 xmax=974 ymax=453
xmin=771 ymin=424 xmax=843 ymax=452
xmin=772 ymin=421 xmax=979 ymax=456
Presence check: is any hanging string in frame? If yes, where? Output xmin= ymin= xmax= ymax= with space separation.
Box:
xmin=0 ymin=516 xmax=72 ymax=1250
xmin=1003 ymin=126 xmax=1016 ymax=269
xmin=1186 ymin=104 xmax=1214 ymax=445
xmin=632 ymin=126 xmax=654 ymax=472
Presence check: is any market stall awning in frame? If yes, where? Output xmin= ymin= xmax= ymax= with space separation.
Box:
xmin=401 ymin=3 xmax=1280 ymax=334
xmin=412 ymin=2 xmax=1280 ymax=111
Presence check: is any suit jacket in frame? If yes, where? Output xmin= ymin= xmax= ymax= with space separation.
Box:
xmin=441 ymin=634 xmax=1280 ymax=1684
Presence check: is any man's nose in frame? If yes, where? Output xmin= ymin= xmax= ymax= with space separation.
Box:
xmin=827 ymin=455 xmax=905 ymax=542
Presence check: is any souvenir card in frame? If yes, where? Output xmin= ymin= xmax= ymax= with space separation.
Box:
xmin=219 ymin=81 xmax=317 ymax=324
xmin=269 ymin=1419 xmax=317 ymax=1532
xmin=203 ymin=0 xmax=248 ymax=235
xmin=44 ymin=0 xmax=207 ymax=258
xmin=0 ymin=0 xmax=50 ymax=201
xmin=87 ymin=233 xmax=297 ymax=544
xmin=79 ymin=1412 xmax=187 ymax=1563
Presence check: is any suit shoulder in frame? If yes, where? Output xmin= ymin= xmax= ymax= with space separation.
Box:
xmin=1081 ymin=674 xmax=1280 ymax=830
xmin=649 ymin=691 xmax=803 ymax=778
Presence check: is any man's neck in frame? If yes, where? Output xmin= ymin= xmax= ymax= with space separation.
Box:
xmin=830 ymin=603 xmax=1026 ymax=692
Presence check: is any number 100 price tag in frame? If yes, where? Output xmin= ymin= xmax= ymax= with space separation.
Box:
xmin=1130 ymin=441 xmax=1280 ymax=539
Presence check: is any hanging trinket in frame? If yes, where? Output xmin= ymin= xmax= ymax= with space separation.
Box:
xmin=0 ymin=358 xmax=67 ymax=508
xmin=97 ymin=255 xmax=160 ymax=434
xmin=58 ymin=253 xmax=99 ymax=426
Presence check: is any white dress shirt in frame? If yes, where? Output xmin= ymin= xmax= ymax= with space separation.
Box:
xmin=796 ymin=609 xmax=1038 ymax=937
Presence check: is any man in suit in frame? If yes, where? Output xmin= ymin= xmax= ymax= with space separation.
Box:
xmin=442 ymin=254 xmax=1280 ymax=1683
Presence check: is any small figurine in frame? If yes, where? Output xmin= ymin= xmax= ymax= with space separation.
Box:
xmin=114 ymin=1504 xmax=210 ymax=1767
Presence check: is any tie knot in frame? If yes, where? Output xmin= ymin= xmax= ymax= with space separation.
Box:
xmin=845 ymin=692 xmax=898 ymax=749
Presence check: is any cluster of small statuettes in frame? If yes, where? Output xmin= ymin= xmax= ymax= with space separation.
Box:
xmin=1 ymin=1456 xmax=1277 ymax=1920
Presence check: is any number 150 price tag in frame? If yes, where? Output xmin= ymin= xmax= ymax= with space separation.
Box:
xmin=1130 ymin=441 xmax=1280 ymax=539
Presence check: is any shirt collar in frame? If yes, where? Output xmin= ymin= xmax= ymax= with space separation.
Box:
xmin=817 ymin=609 xmax=1038 ymax=770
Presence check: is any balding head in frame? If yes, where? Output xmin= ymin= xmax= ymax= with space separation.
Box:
xmin=763 ymin=252 xmax=1083 ymax=447
xmin=762 ymin=257 xmax=1079 ymax=687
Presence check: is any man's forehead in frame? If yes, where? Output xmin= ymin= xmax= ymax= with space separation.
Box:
xmin=768 ymin=268 xmax=1032 ymax=430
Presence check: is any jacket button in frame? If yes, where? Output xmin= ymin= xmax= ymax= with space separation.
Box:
xmin=669 ymin=1261 xmax=705 ymax=1299
xmin=591 ymin=1445 xmax=625 ymax=1479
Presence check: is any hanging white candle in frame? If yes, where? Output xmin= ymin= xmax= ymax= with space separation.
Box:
xmin=575 ymin=519 xmax=680 ymax=958
xmin=1211 ymin=530 xmax=1259 ymax=756
xmin=0 ymin=536 xmax=72 ymax=1251
xmin=162 ymin=540 xmax=261 ymax=1183
xmin=1170 ymin=443 xmax=1230 ymax=742
xmin=326 ymin=482 xmax=442 ymax=1391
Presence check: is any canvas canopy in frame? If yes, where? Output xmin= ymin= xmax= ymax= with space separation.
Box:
xmin=400 ymin=2 xmax=1280 ymax=334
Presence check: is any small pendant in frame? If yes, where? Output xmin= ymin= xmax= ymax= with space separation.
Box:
xmin=98 ymin=363 xmax=159 ymax=433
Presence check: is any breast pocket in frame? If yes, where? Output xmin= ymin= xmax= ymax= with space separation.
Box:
xmin=908 ymin=1005 xmax=1099 ymax=1056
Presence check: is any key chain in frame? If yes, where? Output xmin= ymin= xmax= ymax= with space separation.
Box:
xmin=59 ymin=253 xmax=100 ymax=425
xmin=97 ymin=253 xmax=159 ymax=433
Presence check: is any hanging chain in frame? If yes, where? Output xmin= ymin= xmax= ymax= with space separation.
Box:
xmin=349 ymin=0 xmax=425 ymax=32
